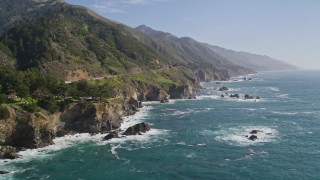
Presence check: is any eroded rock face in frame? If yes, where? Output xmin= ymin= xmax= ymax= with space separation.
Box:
xmin=0 ymin=109 xmax=58 ymax=149
xmin=0 ymin=146 xmax=19 ymax=159
xmin=197 ymin=70 xmax=207 ymax=81
xmin=61 ymin=102 xmax=126 ymax=134
xmin=168 ymin=85 xmax=195 ymax=99
xmin=145 ymin=88 xmax=167 ymax=101
xmin=123 ymin=122 xmax=150 ymax=136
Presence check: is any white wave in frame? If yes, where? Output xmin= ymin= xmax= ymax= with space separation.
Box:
xmin=120 ymin=105 xmax=152 ymax=131
xmin=277 ymin=94 xmax=289 ymax=98
xmin=212 ymin=126 xmax=279 ymax=146
xmin=234 ymin=149 xmax=269 ymax=161
xmin=230 ymin=108 xmax=257 ymax=111
xmin=272 ymin=111 xmax=298 ymax=115
xmin=96 ymin=129 xmax=169 ymax=146
xmin=2 ymin=105 xmax=159 ymax=165
xmin=186 ymin=153 xmax=196 ymax=158
xmin=269 ymin=87 xmax=280 ymax=92
xmin=197 ymin=143 xmax=206 ymax=146
xmin=196 ymin=95 xmax=222 ymax=100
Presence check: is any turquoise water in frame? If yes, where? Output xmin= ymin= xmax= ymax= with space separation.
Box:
xmin=1 ymin=70 xmax=320 ymax=179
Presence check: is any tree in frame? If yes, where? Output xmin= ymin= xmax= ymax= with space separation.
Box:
xmin=37 ymin=96 xmax=59 ymax=113
xmin=0 ymin=94 xmax=7 ymax=105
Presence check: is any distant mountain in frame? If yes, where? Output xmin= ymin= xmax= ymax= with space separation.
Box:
xmin=135 ymin=25 xmax=295 ymax=71
xmin=205 ymin=45 xmax=297 ymax=71
xmin=135 ymin=25 xmax=251 ymax=76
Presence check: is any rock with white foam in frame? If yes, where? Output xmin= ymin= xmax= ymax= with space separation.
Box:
xmin=123 ymin=122 xmax=151 ymax=136
xmin=103 ymin=131 xmax=119 ymax=141
xmin=218 ymin=86 xmax=229 ymax=91
xmin=248 ymin=135 xmax=258 ymax=141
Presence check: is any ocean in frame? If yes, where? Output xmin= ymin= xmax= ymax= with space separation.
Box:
xmin=1 ymin=70 xmax=320 ymax=180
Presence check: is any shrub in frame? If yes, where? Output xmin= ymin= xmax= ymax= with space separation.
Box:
xmin=0 ymin=94 xmax=7 ymax=104
xmin=0 ymin=106 xmax=10 ymax=119
xmin=21 ymin=103 xmax=40 ymax=113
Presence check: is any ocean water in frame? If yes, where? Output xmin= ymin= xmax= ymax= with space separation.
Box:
xmin=1 ymin=70 xmax=320 ymax=180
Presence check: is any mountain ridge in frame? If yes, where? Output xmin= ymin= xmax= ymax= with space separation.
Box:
xmin=135 ymin=25 xmax=296 ymax=71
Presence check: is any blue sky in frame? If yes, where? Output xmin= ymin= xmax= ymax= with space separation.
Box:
xmin=65 ymin=0 xmax=320 ymax=69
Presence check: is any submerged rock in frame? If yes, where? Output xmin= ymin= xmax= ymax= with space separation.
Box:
xmin=218 ymin=86 xmax=229 ymax=91
xmin=250 ymin=130 xmax=259 ymax=134
xmin=221 ymin=94 xmax=225 ymax=98
xmin=248 ymin=135 xmax=258 ymax=141
xmin=103 ymin=131 xmax=119 ymax=141
xmin=123 ymin=122 xmax=150 ymax=136
xmin=229 ymin=94 xmax=240 ymax=98
xmin=160 ymin=96 xmax=169 ymax=103
xmin=0 ymin=170 xmax=9 ymax=174
xmin=244 ymin=94 xmax=254 ymax=99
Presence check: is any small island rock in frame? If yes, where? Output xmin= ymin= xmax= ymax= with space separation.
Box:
xmin=229 ymin=94 xmax=240 ymax=98
xmin=123 ymin=122 xmax=151 ymax=136
xmin=248 ymin=135 xmax=258 ymax=141
xmin=103 ymin=131 xmax=119 ymax=141
xmin=218 ymin=86 xmax=229 ymax=91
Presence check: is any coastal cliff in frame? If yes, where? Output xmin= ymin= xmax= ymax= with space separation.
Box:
xmin=0 ymin=68 xmax=217 ymax=158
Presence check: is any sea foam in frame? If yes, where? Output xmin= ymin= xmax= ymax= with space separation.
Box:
xmin=208 ymin=125 xmax=279 ymax=146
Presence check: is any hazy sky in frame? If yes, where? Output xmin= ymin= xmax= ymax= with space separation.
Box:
xmin=65 ymin=0 xmax=320 ymax=69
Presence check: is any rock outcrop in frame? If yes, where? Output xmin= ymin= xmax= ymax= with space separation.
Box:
xmin=244 ymin=94 xmax=254 ymax=100
xmin=229 ymin=94 xmax=240 ymax=98
xmin=248 ymin=135 xmax=258 ymax=141
xmin=168 ymin=85 xmax=196 ymax=99
xmin=0 ymin=145 xmax=19 ymax=159
xmin=60 ymin=102 xmax=137 ymax=134
xmin=250 ymin=130 xmax=260 ymax=134
xmin=0 ymin=108 xmax=59 ymax=149
xmin=218 ymin=86 xmax=229 ymax=91
xmin=103 ymin=131 xmax=119 ymax=141
xmin=123 ymin=122 xmax=150 ymax=136
xmin=0 ymin=170 xmax=9 ymax=174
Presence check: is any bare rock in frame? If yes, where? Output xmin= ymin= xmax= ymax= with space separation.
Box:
xmin=248 ymin=135 xmax=258 ymax=141
xmin=103 ymin=131 xmax=119 ymax=141
xmin=218 ymin=86 xmax=229 ymax=91
xmin=123 ymin=122 xmax=150 ymax=136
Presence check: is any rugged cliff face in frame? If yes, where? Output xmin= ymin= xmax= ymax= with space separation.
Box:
xmin=0 ymin=81 xmax=198 ymax=152
xmin=60 ymin=101 xmax=138 ymax=134
xmin=0 ymin=108 xmax=60 ymax=149
xmin=0 ymin=65 xmax=242 ymax=159
xmin=0 ymin=98 xmax=140 ymax=148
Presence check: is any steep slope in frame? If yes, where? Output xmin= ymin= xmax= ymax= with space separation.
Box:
xmin=0 ymin=1 xmax=172 ymax=80
xmin=206 ymin=45 xmax=296 ymax=71
xmin=0 ymin=0 xmax=64 ymax=35
xmin=135 ymin=25 xmax=244 ymax=69
xmin=135 ymin=25 xmax=295 ymax=71
xmin=0 ymin=43 xmax=14 ymax=68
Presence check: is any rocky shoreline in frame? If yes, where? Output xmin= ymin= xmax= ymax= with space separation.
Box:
xmin=0 ymin=70 xmax=253 ymax=160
